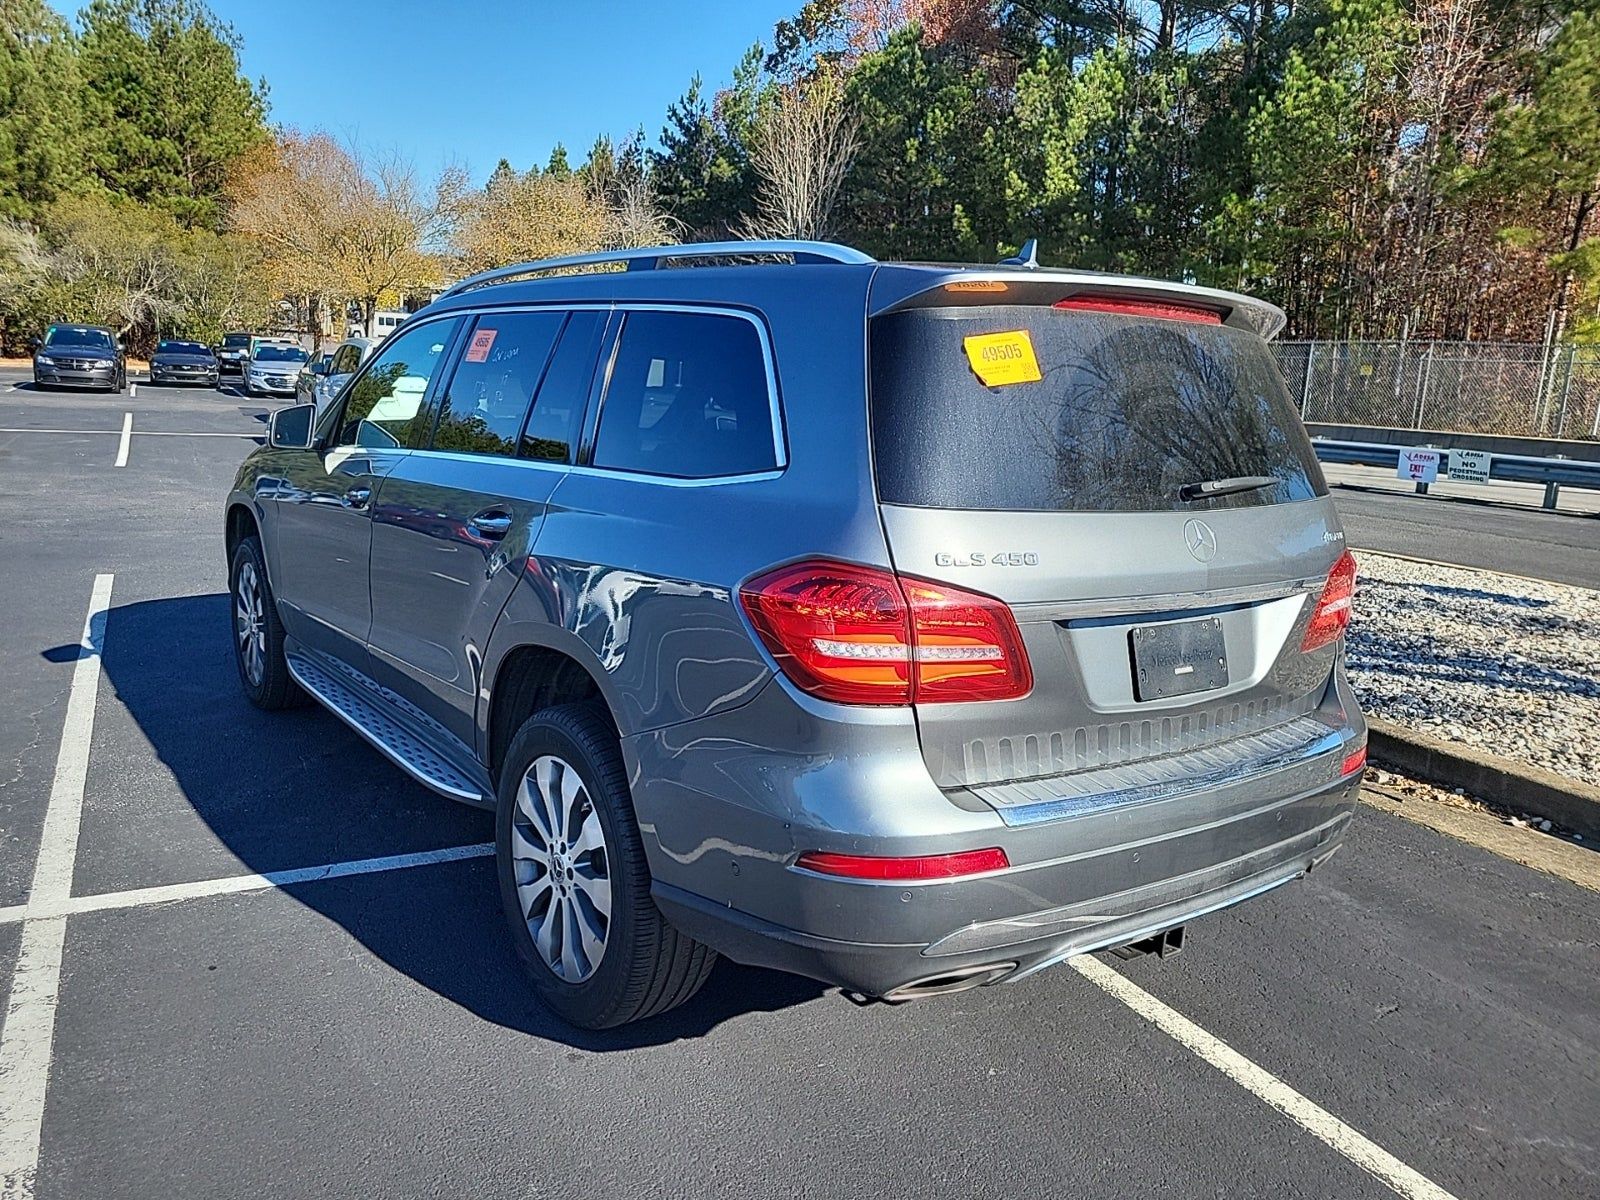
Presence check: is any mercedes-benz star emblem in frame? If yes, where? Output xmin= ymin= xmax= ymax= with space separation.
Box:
xmin=1184 ymin=518 xmax=1218 ymax=563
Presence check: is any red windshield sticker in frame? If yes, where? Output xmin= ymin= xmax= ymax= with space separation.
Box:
xmin=465 ymin=328 xmax=497 ymax=363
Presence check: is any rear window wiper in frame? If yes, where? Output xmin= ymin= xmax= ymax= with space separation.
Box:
xmin=1178 ymin=475 xmax=1278 ymax=502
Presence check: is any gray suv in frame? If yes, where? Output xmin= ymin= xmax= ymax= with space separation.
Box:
xmin=225 ymin=239 xmax=1365 ymax=1029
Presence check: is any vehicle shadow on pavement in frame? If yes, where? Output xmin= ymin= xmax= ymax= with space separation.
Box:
xmin=54 ymin=592 xmax=829 ymax=1050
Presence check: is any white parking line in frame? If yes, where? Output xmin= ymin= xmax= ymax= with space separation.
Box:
xmin=0 ymin=428 xmax=257 ymax=438
xmin=113 ymin=412 xmax=132 ymax=466
xmin=128 ymin=383 xmax=136 ymax=397
xmin=1072 ymin=956 xmax=1460 ymax=1200
xmin=0 ymin=843 xmax=494 ymax=926
xmin=0 ymin=574 xmax=113 ymax=1200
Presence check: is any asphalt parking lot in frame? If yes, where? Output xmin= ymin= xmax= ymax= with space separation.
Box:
xmin=0 ymin=367 xmax=1596 ymax=1200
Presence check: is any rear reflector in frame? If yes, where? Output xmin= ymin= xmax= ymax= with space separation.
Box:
xmin=1053 ymin=296 xmax=1223 ymax=324
xmin=740 ymin=560 xmax=1033 ymax=705
xmin=1302 ymin=549 xmax=1358 ymax=651
xmin=1341 ymin=747 xmax=1367 ymax=776
xmin=795 ymin=847 xmax=1010 ymax=880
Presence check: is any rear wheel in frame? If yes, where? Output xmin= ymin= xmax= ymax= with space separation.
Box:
xmin=229 ymin=536 xmax=300 ymax=710
xmin=495 ymin=703 xmax=715 ymax=1029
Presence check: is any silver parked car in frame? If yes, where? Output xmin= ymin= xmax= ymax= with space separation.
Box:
xmin=225 ymin=240 xmax=1365 ymax=1029
xmin=242 ymin=343 xmax=308 ymax=397
xmin=296 ymin=337 xmax=375 ymax=416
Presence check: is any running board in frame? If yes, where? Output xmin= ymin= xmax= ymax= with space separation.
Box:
xmin=286 ymin=653 xmax=486 ymax=805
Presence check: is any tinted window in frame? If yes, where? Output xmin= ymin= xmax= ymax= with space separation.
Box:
xmin=431 ymin=311 xmax=563 ymax=458
xmin=336 ymin=319 xmax=461 ymax=449
xmin=330 ymin=345 xmax=359 ymax=375
xmin=592 ymin=311 xmax=776 ymax=479
xmin=46 ymin=327 xmax=113 ymax=350
xmin=255 ymin=346 xmax=307 ymax=363
xmin=222 ymin=333 xmax=249 ymax=348
xmin=869 ymin=307 xmax=1327 ymax=512
xmin=158 ymin=341 xmax=209 ymax=355
xmin=522 ymin=310 xmax=604 ymax=462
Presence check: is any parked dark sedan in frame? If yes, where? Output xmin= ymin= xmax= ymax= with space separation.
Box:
xmin=149 ymin=340 xmax=220 ymax=387
xmin=32 ymin=324 xmax=126 ymax=392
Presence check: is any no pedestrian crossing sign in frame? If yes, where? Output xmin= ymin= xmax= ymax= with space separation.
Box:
xmin=1447 ymin=449 xmax=1492 ymax=484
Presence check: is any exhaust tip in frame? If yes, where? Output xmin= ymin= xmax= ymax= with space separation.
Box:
xmin=882 ymin=962 xmax=1016 ymax=1002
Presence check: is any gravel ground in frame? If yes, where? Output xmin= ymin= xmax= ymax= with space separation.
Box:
xmin=1347 ymin=551 xmax=1600 ymax=781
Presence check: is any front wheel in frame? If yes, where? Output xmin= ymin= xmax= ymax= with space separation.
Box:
xmin=496 ymin=703 xmax=716 ymax=1029
xmin=229 ymin=536 xmax=300 ymax=710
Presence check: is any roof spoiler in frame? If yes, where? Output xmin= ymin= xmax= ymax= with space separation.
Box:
xmin=868 ymin=269 xmax=1287 ymax=340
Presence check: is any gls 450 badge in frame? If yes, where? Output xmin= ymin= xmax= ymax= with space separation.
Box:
xmin=934 ymin=551 xmax=1040 ymax=568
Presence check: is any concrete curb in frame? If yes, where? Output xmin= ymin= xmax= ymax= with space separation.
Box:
xmin=1367 ymin=716 xmax=1600 ymax=841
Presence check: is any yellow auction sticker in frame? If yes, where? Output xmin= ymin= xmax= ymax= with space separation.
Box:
xmin=963 ymin=330 xmax=1042 ymax=386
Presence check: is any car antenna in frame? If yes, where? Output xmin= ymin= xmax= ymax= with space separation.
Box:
xmin=999 ymin=238 xmax=1040 ymax=270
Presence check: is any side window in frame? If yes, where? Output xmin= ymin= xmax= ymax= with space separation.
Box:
xmin=330 ymin=345 xmax=358 ymax=376
xmin=430 ymin=311 xmax=564 ymax=458
xmin=522 ymin=310 xmax=604 ymax=462
xmin=335 ymin=319 xmax=461 ymax=449
xmin=591 ymin=311 xmax=777 ymax=479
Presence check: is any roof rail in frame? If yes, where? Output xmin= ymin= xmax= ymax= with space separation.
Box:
xmin=438 ymin=239 xmax=875 ymax=300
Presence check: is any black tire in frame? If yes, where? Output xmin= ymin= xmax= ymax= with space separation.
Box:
xmin=496 ymin=703 xmax=716 ymax=1029
xmin=228 ymin=535 xmax=301 ymax=710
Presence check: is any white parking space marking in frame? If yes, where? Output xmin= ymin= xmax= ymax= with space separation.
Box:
xmin=128 ymin=383 xmax=136 ymax=397
xmin=1072 ymin=956 xmax=1460 ymax=1200
xmin=113 ymin=412 xmax=132 ymax=466
xmin=0 ymin=843 xmax=493 ymax=927
xmin=0 ymin=574 xmax=113 ymax=1200
xmin=0 ymin=429 xmax=256 ymax=438
xmin=133 ymin=431 xmax=259 ymax=439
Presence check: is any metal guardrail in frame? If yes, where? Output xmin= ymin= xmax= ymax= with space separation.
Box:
xmin=1312 ymin=438 xmax=1600 ymax=510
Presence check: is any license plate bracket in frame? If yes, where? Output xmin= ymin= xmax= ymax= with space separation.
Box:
xmin=1130 ymin=617 xmax=1228 ymax=701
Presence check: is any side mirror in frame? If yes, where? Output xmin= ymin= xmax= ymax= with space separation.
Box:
xmin=267 ymin=403 xmax=317 ymax=450
xmin=27 ymin=336 xmax=41 ymax=351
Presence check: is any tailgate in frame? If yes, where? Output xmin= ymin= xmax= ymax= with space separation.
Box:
xmin=868 ymin=295 xmax=1348 ymax=794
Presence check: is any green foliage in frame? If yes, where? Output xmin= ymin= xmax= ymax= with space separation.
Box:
xmin=836 ymin=27 xmax=1001 ymax=260
xmin=0 ymin=0 xmax=86 ymax=221
xmin=6 ymin=192 xmax=268 ymax=352
xmin=78 ymin=0 xmax=268 ymax=230
xmin=650 ymin=49 xmax=767 ymax=237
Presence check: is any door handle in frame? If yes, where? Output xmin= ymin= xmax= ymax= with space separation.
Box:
xmin=468 ymin=511 xmax=513 ymax=538
xmin=343 ymin=485 xmax=372 ymax=509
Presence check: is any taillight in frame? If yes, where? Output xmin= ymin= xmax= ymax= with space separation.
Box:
xmin=898 ymin=576 xmax=1034 ymax=702
xmin=739 ymin=559 xmax=1033 ymax=706
xmin=1340 ymin=746 xmax=1367 ymax=776
xmin=1302 ymin=550 xmax=1357 ymax=651
xmin=1054 ymin=296 xmax=1223 ymax=324
xmin=795 ymin=847 xmax=1010 ymax=880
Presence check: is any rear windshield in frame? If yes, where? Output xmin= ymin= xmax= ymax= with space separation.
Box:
xmin=869 ymin=306 xmax=1327 ymax=512
xmin=223 ymin=334 xmax=249 ymax=347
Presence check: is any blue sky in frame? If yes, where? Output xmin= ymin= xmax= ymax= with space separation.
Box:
xmin=54 ymin=0 xmax=796 ymax=183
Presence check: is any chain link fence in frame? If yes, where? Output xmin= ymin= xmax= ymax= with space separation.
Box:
xmin=1272 ymin=341 xmax=1600 ymax=441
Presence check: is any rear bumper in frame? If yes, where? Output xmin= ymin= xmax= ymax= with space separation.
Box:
xmin=655 ymin=788 xmax=1355 ymax=997
xmin=631 ymin=664 xmax=1365 ymax=997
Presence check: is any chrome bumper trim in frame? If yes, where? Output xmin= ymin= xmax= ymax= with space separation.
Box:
xmin=980 ymin=717 xmax=1354 ymax=828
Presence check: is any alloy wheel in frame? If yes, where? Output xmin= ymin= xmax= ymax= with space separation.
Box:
xmin=234 ymin=560 xmax=266 ymax=687
xmin=511 ymin=754 xmax=612 ymax=982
